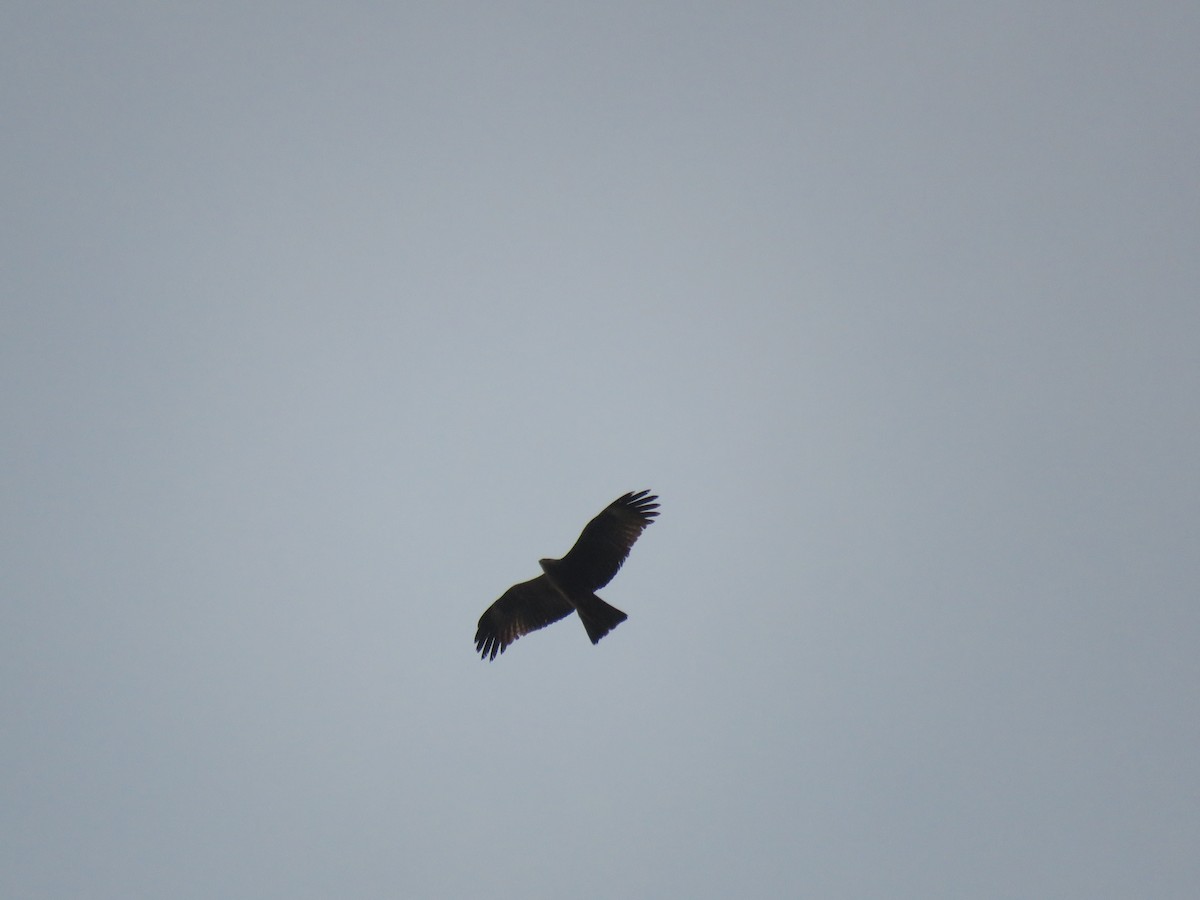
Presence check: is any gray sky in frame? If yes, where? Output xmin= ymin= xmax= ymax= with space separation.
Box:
xmin=3 ymin=3 xmax=1198 ymax=897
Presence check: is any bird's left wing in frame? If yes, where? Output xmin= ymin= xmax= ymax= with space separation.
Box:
xmin=557 ymin=490 xmax=660 ymax=591
xmin=474 ymin=575 xmax=574 ymax=661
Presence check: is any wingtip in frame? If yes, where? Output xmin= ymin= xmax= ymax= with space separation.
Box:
xmin=474 ymin=631 xmax=503 ymax=661
xmin=620 ymin=489 xmax=660 ymax=519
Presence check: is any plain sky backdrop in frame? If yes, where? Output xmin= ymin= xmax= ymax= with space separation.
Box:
xmin=3 ymin=3 xmax=1198 ymax=897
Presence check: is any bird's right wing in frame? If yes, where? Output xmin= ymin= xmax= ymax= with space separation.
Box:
xmin=474 ymin=576 xmax=574 ymax=661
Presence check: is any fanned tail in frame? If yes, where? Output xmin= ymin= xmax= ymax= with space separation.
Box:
xmin=574 ymin=594 xmax=628 ymax=645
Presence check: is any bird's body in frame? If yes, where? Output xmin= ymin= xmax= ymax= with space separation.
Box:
xmin=474 ymin=490 xmax=660 ymax=660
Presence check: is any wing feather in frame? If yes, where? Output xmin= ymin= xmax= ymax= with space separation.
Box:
xmin=474 ymin=576 xmax=574 ymax=661
xmin=557 ymin=490 xmax=660 ymax=592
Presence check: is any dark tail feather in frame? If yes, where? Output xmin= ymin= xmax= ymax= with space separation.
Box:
xmin=575 ymin=594 xmax=628 ymax=645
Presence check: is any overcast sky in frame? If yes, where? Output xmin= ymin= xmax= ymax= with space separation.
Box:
xmin=3 ymin=3 xmax=1198 ymax=898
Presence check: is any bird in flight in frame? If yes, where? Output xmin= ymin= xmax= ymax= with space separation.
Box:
xmin=474 ymin=490 xmax=660 ymax=661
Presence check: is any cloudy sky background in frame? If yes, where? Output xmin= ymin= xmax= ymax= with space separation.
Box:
xmin=3 ymin=3 xmax=1198 ymax=897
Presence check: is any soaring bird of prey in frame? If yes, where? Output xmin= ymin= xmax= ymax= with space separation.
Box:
xmin=474 ymin=490 xmax=660 ymax=661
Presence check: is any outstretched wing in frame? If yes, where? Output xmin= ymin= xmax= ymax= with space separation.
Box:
xmin=474 ymin=576 xmax=574 ymax=661
xmin=557 ymin=490 xmax=660 ymax=592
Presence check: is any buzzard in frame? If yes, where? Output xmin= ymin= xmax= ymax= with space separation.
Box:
xmin=474 ymin=490 xmax=660 ymax=660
